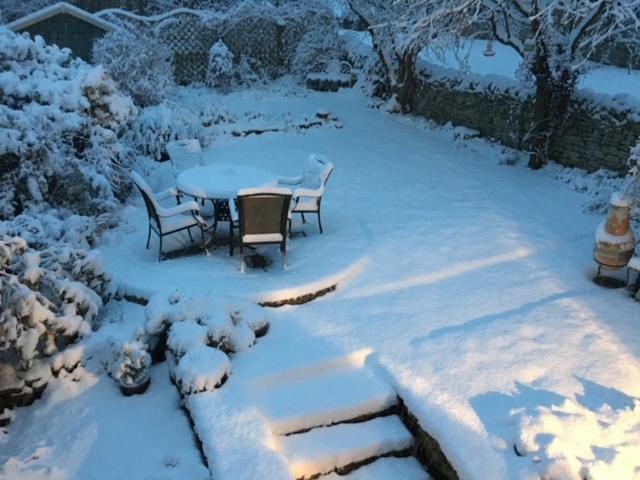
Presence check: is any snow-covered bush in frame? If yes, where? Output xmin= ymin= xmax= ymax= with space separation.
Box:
xmin=92 ymin=27 xmax=174 ymax=107
xmin=145 ymin=291 xmax=265 ymax=355
xmin=0 ymin=29 xmax=136 ymax=233
xmin=0 ymin=0 xmax=55 ymax=23
xmin=174 ymin=345 xmax=230 ymax=395
xmin=0 ymin=211 xmax=116 ymax=251
xmin=628 ymin=139 xmax=640 ymax=177
xmin=167 ymin=320 xmax=208 ymax=359
xmin=289 ymin=8 xmax=342 ymax=79
xmin=0 ymin=236 xmax=111 ymax=372
xmin=126 ymin=101 xmax=216 ymax=161
xmin=623 ymin=139 xmax=640 ymax=210
xmin=204 ymin=40 xmax=266 ymax=92
xmin=205 ymin=40 xmax=234 ymax=91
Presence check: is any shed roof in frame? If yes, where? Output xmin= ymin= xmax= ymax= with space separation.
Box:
xmin=6 ymin=2 xmax=118 ymax=32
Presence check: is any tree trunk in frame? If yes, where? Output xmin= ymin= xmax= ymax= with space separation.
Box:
xmin=528 ymin=76 xmax=554 ymax=169
xmin=394 ymin=48 xmax=419 ymax=112
xmin=528 ymin=52 xmax=576 ymax=169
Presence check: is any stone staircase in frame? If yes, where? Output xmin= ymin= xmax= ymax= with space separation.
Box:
xmin=255 ymin=361 xmax=432 ymax=480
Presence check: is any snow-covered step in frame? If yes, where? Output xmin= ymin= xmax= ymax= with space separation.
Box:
xmin=322 ymin=457 xmax=430 ymax=480
xmin=257 ymin=365 xmax=397 ymax=435
xmin=277 ymin=415 xmax=414 ymax=479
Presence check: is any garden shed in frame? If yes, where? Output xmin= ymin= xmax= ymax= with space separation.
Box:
xmin=6 ymin=2 xmax=117 ymax=61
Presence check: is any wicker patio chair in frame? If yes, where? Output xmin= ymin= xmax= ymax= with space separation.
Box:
xmin=278 ymin=154 xmax=334 ymax=234
xmin=131 ymin=171 xmax=207 ymax=261
xmin=229 ymin=187 xmax=292 ymax=270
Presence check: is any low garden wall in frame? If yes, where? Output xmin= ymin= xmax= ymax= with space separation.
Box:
xmin=409 ymin=69 xmax=640 ymax=174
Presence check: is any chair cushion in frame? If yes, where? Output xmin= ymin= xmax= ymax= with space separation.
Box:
xmin=160 ymin=212 xmax=201 ymax=233
xmin=292 ymin=197 xmax=319 ymax=212
xmin=242 ymin=233 xmax=284 ymax=244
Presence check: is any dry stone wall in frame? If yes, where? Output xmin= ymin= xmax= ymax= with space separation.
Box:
xmin=409 ymin=73 xmax=640 ymax=174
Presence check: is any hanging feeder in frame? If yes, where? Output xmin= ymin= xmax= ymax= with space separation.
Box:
xmin=483 ymin=40 xmax=496 ymax=57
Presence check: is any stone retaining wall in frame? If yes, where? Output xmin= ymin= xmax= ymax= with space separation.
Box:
xmin=409 ymin=74 xmax=640 ymax=174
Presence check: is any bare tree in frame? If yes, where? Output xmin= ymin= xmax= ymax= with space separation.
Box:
xmin=347 ymin=0 xmax=480 ymax=109
xmin=401 ymin=0 xmax=640 ymax=168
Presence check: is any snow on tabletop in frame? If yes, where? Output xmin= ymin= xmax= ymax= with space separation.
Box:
xmin=323 ymin=457 xmax=431 ymax=480
xmin=256 ymin=364 xmax=397 ymax=434
xmin=175 ymin=346 xmax=230 ymax=395
xmin=278 ymin=416 xmax=414 ymax=478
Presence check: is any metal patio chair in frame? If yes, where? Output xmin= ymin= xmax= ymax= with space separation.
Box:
xmin=131 ymin=171 xmax=207 ymax=261
xmin=278 ymin=154 xmax=334 ymax=234
xmin=229 ymin=187 xmax=292 ymax=271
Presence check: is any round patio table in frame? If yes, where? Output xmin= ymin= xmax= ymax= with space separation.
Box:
xmin=176 ymin=164 xmax=276 ymax=255
xmin=176 ymin=164 xmax=276 ymax=199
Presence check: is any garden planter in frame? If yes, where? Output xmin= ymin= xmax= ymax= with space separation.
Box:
xmin=119 ymin=374 xmax=150 ymax=397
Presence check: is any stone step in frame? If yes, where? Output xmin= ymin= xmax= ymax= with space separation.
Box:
xmin=277 ymin=415 xmax=414 ymax=479
xmin=256 ymin=364 xmax=398 ymax=435
xmin=321 ymin=457 xmax=431 ymax=480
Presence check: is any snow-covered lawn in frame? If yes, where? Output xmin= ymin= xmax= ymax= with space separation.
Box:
xmin=419 ymin=37 xmax=640 ymax=102
xmin=3 ymin=84 xmax=639 ymax=480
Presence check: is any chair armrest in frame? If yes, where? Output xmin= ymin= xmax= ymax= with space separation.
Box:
xmin=154 ymin=186 xmax=180 ymax=201
xmin=293 ymin=187 xmax=323 ymax=199
xmin=157 ymin=200 xmax=200 ymax=218
xmin=277 ymin=175 xmax=303 ymax=186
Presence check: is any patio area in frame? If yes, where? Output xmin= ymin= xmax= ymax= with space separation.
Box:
xmin=3 ymin=84 xmax=639 ymax=480
xmin=93 ymin=86 xmax=640 ymax=478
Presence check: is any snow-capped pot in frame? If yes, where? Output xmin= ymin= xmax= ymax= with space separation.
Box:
xmin=593 ymin=192 xmax=636 ymax=269
xmin=110 ymin=342 xmax=152 ymax=397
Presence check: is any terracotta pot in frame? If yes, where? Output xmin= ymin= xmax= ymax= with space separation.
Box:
xmin=594 ymin=193 xmax=636 ymax=269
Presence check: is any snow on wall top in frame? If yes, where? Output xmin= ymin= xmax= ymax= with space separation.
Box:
xmin=6 ymin=2 xmax=118 ymax=33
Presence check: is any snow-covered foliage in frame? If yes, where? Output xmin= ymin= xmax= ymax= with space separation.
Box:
xmin=205 ymin=40 xmax=234 ymax=91
xmin=125 ymin=96 xmax=221 ymax=161
xmin=0 ymin=29 xmax=136 ymax=245
xmin=622 ymin=139 xmax=640 ymax=208
xmin=429 ymin=0 xmax=639 ymax=166
xmin=174 ymin=345 xmax=230 ymax=395
xmin=0 ymin=236 xmax=111 ymax=372
xmin=110 ymin=336 xmax=151 ymax=387
xmin=92 ymin=26 xmax=174 ymax=107
xmin=289 ymin=6 xmax=341 ymax=79
xmin=514 ymin=397 xmax=640 ymax=480
xmin=144 ymin=291 xmax=266 ymax=354
xmin=0 ymin=0 xmax=55 ymax=23
xmin=629 ymin=139 xmax=640 ymax=175
xmin=167 ymin=320 xmax=208 ymax=358
xmin=339 ymin=31 xmax=386 ymax=97
xmin=555 ymin=167 xmax=625 ymax=214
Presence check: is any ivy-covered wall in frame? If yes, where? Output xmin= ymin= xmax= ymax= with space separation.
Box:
xmin=409 ymin=73 xmax=640 ymax=174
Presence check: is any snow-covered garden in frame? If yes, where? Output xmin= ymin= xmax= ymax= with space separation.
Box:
xmin=2 ymin=1 xmax=640 ymax=480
